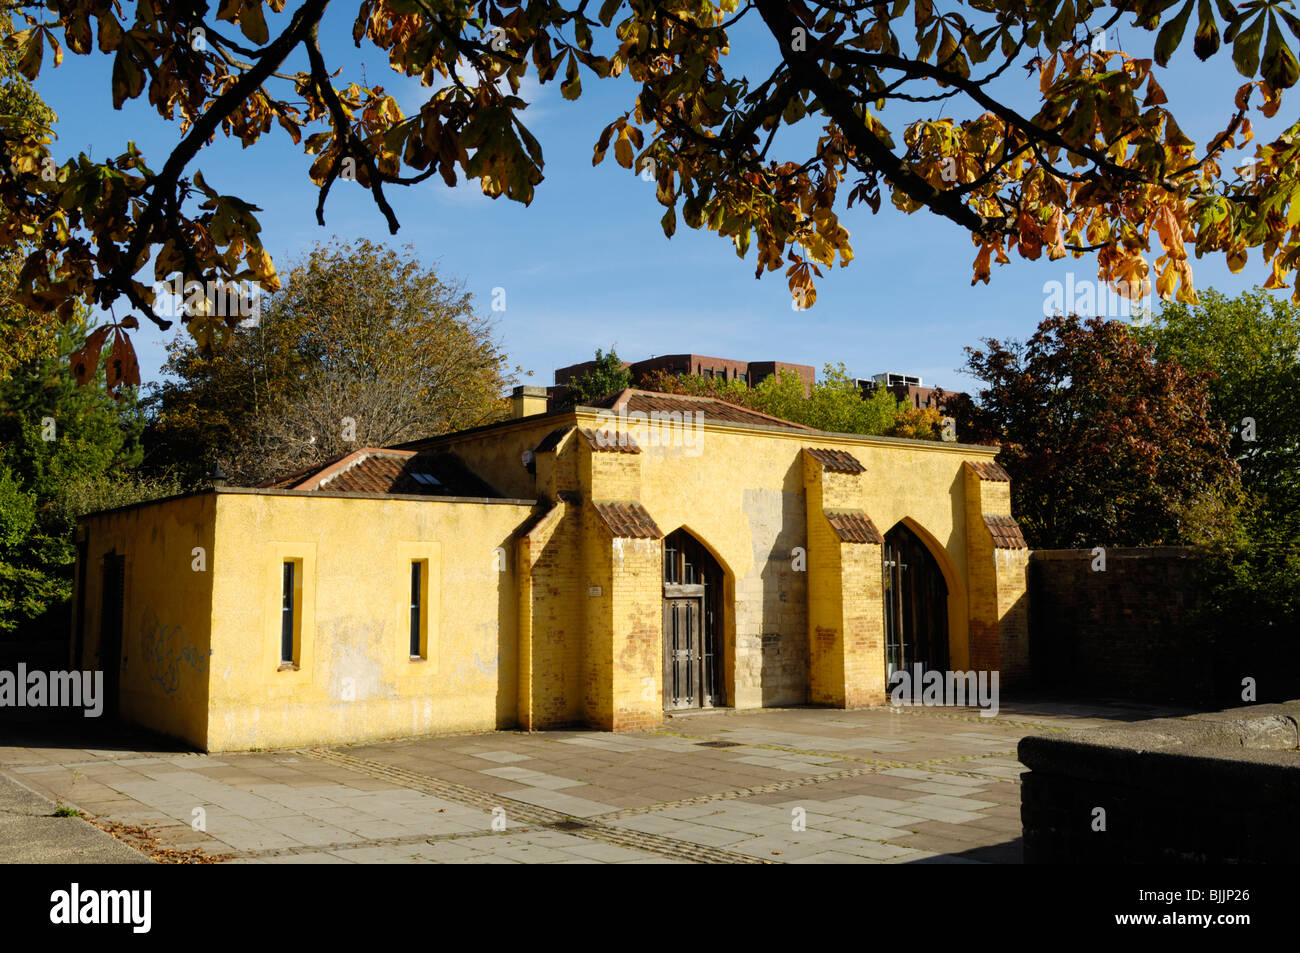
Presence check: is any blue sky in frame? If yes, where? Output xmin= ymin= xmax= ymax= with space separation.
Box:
xmin=30 ymin=6 xmax=1290 ymax=393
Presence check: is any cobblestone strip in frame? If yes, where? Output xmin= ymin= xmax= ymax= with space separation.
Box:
xmin=595 ymin=750 xmax=1021 ymax=821
xmin=666 ymin=704 xmax=1067 ymax=732
xmin=301 ymin=747 xmax=769 ymax=864
xmin=240 ymin=831 xmax=469 ymax=860
xmin=304 ymin=747 xmax=567 ymax=825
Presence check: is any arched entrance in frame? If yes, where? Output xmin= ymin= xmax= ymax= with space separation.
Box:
xmin=662 ymin=528 xmax=723 ymax=710
xmin=883 ymin=522 xmax=949 ymax=678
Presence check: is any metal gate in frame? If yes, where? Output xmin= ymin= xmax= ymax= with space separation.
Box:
xmin=663 ymin=529 xmax=722 ymax=710
xmin=883 ymin=523 xmax=949 ymax=679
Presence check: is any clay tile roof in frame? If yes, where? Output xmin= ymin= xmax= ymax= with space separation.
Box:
xmin=805 ymin=447 xmax=866 ymax=474
xmin=533 ymin=425 xmax=574 ymax=454
xmin=967 ymin=460 xmax=1011 ymax=482
xmin=387 ymin=452 xmax=503 ymax=498
xmin=587 ymin=389 xmax=814 ymax=431
xmin=984 ymin=514 xmax=1028 ymax=549
xmin=265 ymin=448 xmax=501 ymax=498
xmin=579 ymin=427 xmax=641 ymax=453
xmin=591 ymin=500 xmax=663 ymax=539
xmin=322 ymin=451 xmax=411 ymax=493
xmin=825 ymin=509 xmax=884 ymax=544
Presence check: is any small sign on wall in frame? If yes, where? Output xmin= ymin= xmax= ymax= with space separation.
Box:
xmin=588 ymin=586 xmax=603 ymax=598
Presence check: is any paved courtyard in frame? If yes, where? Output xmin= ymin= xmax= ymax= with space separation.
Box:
xmin=0 ymin=699 xmax=1184 ymax=863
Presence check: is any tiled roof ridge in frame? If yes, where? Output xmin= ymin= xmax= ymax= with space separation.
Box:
xmin=590 ymin=499 xmax=663 ymax=539
xmin=296 ymin=447 xmax=414 ymax=490
xmin=824 ymin=509 xmax=884 ymax=544
xmin=578 ymin=426 xmax=641 ymax=453
xmin=983 ymin=514 xmax=1028 ymax=549
xmin=966 ymin=460 xmax=1011 ymax=482
xmin=804 ymin=447 xmax=867 ymax=474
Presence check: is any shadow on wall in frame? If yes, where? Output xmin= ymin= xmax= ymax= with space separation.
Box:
xmin=497 ymin=532 xmax=516 ymax=729
xmin=747 ymin=453 xmax=813 ymax=708
xmin=1029 ymin=548 xmax=1300 ymax=707
xmin=752 ymin=480 xmax=809 ymax=708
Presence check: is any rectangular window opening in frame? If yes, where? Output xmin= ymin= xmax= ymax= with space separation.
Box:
xmin=409 ymin=559 xmax=427 ymax=659
xmin=280 ymin=559 xmax=302 ymax=667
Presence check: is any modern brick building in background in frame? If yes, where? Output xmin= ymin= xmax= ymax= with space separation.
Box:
xmin=554 ymin=353 xmax=816 ymax=396
xmin=555 ymin=355 xmax=958 ymax=411
xmin=857 ymin=373 xmax=948 ymax=410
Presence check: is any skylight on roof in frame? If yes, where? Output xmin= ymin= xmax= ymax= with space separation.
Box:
xmin=411 ymin=472 xmax=441 ymax=486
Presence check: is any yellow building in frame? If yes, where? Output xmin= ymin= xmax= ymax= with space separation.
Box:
xmin=73 ymin=388 xmax=1028 ymax=751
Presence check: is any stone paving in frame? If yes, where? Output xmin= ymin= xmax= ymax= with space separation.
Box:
xmin=0 ymin=698 xmax=1186 ymax=863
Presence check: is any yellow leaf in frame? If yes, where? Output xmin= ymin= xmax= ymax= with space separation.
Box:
xmin=614 ymin=134 xmax=633 ymax=169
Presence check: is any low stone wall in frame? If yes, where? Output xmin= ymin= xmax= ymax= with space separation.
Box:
xmin=1019 ymin=701 xmax=1300 ymax=863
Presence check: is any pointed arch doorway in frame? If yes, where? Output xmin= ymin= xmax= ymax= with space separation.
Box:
xmin=662 ymin=529 xmax=724 ymax=711
xmin=883 ymin=522 xmax=950 ymax=678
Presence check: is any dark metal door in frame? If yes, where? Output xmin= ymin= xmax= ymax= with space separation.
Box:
xmin=663 ymin=596 xmax=703 ymax=710
xmin=662 ymin=529 xmax=723 ymax=710
xmin=883 ymin=524 xmax=949 ymax=678
xmin=99 ymin=552 xmax=125 ymax=719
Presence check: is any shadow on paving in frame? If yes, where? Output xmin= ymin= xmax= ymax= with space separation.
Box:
xmin=0 ymin=714 xmax=193 ymax=755
xmin=909 ymin=837 xmax=1023 ymax=864
xmin=977 ymin=693 xmax=1205 ymax=724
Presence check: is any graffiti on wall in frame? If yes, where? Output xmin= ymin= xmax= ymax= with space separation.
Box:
xmin=141 ymin=614 xmax=209 ymax=695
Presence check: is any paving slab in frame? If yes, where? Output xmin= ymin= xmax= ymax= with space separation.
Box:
xmin=0 ymin=699 xmax=1188 ymax=864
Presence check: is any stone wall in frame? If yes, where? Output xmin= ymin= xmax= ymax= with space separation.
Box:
xmin=1020 ymin=701 xmax=1300 ymax=863
xmin=737 ymin=487 xmax=807 ymax=707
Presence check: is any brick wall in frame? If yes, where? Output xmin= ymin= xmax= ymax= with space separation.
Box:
xmin=963 ymin=465 xmax=1030 ymax=685
xmin=517 ymin=500 xmax=583 ymax=728
xmin=1020 ymin=702 xmax=1300 ymax=863
xmin=1029 ymin=547 xmax=1214 ymax=704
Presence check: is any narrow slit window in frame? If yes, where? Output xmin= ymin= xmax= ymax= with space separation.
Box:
xmin=409 ymin=560 xmax=424 ymax=658
xmin=280 ymin=560 xmax=297 ymax=664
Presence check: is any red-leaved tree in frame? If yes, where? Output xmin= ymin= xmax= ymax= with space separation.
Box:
xmin=947 ymin=314 xmax=1237 ymax=549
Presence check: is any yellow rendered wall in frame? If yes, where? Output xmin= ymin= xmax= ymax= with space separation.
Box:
xmin=429 ymin=417 xmax=568 ymax=500
xmin=574 ymin=415 xmax=997 ymax=705
xmin=205 ymin=491 xmax=532 ymax=751
xmin=76 ymin=494 xmax=216 ymax=748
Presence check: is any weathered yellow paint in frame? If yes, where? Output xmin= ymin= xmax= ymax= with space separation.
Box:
xmin=567 ymin=414 xmax=996 ymax=707
xmin=77 ymin=489 xmax=533 ymax=751
xmin=75 ymin=492 xmax=216 ymax=746
xmin=75 ymin=395 xmax=1029 ymax=749
xmin=204 ymin=491 xmax=531 ymax=751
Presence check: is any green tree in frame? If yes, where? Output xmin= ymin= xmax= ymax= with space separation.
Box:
xmin=750 ymin=365 xmax=900 ymax=435
xmin=0 ymin=52 xmax=165 ymax=636
xmin=948 ymin=314 xmax=1237 ymax=549
xmin=645 ymin=362 xmax=906 ymax=436
xmin=144 ymin=239 xmax=519 ymax=486
xmin=5 ymin=2 xmax=1300 ymax=356
xmin=562 ymin=348 xmax=632 ymax=407
xmin=640 ymin=367 xmax=760 ymax=409
xmin=1141 ymin=287 xmax=1300 ymax=521
xmin=1141 ymin=289 xmax=1300 ymax=698
xmin=0 ymin=323 xmax=164 ymax=636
